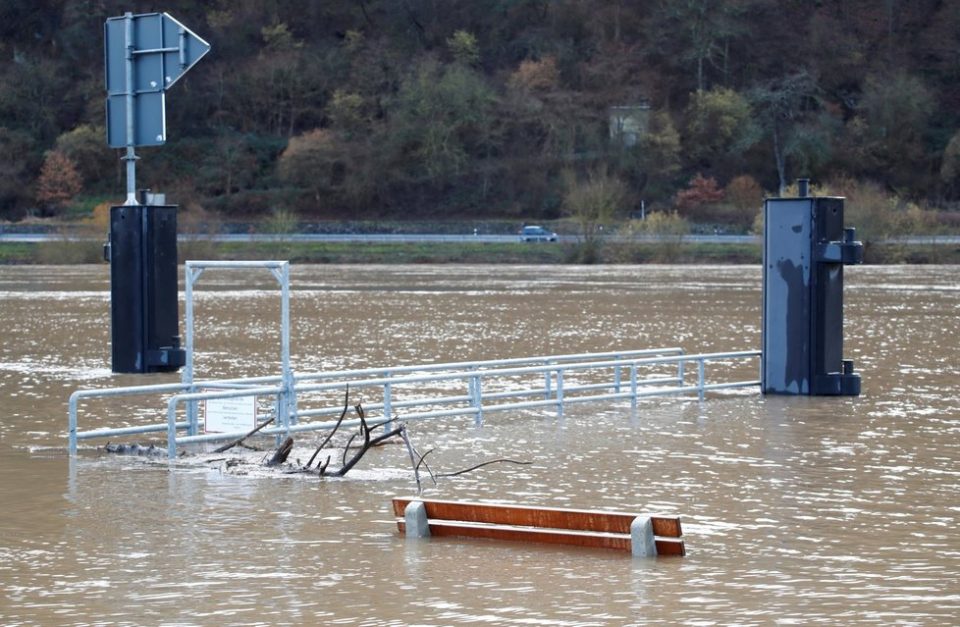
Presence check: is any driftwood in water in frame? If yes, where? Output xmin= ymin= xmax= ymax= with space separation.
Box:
xmin=437 ymin=459 xmax=533 ymax=477
xmin=102 ymin=442 xmax=165 ymax=457
xmin=305 ymin=385 xmax=351 ymax=469
xmin=297 ymin=388 xmax=407 ymax=477
xmin=247 ymin=386 xmax=531 ymax=489
xmin=331 ymin=413 xmax=406 ymax=477
xmin=266 ymin=436 xmax=294 ymax=466
xmin=99 ymin=386 xmax=528 ymax=488
xmin=213 ymin=417 xmax=275 ymax=453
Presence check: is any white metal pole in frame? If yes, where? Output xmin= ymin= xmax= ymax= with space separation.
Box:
xmin=383 ymin=377 xmax=393 ymax=421
xmin=122 ymin=12 xmax=139 ymax=206
xmin=698 ymin=359 xmax=706 ymax=402
xmin=472 ymin=375 xmax=483 ymax=427
xmin=184 ymin=265 xmax=198 ymax=433
xmin=544 ymin=360 xmax=552 ymax=399
xmin=281 ymin=263 xmax=294 ymax=428
xmin=555 ymin=369 xmax=564 ymax=417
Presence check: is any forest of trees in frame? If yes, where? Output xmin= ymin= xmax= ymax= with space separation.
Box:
xmin=1 ymin=0 xmax=959 ymax=229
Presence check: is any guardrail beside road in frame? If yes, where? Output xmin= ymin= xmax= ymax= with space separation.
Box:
xmin=3 ymin=231 xmax=958 ymax=245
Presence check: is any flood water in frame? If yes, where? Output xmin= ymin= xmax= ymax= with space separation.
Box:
xmin=0 ymin=264 xmax=958 ymax=625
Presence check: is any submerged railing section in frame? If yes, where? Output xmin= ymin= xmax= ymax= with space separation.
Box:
xmin=67 ymin=258 xmax=761 ymax=458
xmin=68 ymin=347 xmax=761 ymax=459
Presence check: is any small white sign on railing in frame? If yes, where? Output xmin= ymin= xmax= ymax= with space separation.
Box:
xmin=204 ymin=394 xmax=257 ymax=433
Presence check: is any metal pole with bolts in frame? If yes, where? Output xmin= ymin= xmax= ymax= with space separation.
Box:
xmin=122 ymin=12 xmax=138 ymax=206
xmin=104 ymin=12 xmax=210 ymax=373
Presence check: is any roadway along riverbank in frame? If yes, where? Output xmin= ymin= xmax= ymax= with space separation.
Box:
xmin=3 ymin=231 xmax=959 ymax=245
xmin=0 ymin=232 xmax=760 ymax=244
xmin=1 ymin=232 xmax=957 ymax=264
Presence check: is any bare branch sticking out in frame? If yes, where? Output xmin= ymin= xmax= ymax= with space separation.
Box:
xmin=213 ymin=416 xmax=275 ymax=453
xmin=438 ymin=459 xmax=533 ymax=477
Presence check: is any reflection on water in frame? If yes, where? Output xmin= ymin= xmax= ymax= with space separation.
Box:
xmin=0 ymin=264 xmax=958 ymax=624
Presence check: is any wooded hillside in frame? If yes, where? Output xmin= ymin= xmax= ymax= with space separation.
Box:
xmin=2 ymin=0 xmax=959 ymax=226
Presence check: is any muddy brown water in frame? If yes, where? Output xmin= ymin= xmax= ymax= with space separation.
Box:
xmin=0 ymin=264 xmax=957 ymax=625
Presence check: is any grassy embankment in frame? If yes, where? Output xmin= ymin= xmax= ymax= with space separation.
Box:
xmin=4 ymin=236 xmax=958 ymax=264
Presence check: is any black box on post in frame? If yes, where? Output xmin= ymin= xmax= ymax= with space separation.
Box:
xmin=109 ymin=204 xmax=185 ymax=373
xmin=762 ymin=186 xmax=863 ymax=395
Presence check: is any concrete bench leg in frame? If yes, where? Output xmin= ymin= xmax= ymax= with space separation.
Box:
xmin=630 ymin=516 xmax=657 ymax=557
xmin=405 ymin=501 xmax=431 ymax=538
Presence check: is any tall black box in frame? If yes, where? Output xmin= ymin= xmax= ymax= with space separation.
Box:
xmin=762 ymin=193 xmax=862 ymax=395
xmin=109 ymin=205 xmax=185 ymax=373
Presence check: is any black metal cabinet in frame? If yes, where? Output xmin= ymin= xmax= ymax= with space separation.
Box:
xmin=109 ymin=205 xmax=185 ymax=373
xmin=762 ymin=190 xmax=862 ymax=395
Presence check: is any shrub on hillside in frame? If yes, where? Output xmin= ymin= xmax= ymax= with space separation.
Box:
xmin=673 ymin=174 xmax=725 ymax=223
xmin=36 ymin=151 xmax=82 ymax=216
xmin=625 ymin=210 xmax=690 ymax=262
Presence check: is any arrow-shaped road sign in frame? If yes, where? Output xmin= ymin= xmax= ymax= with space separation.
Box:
xmin=105 ymin=12 xmax=210 ymax=148
xmin=104 ymin=12 xmax=210 ymax=204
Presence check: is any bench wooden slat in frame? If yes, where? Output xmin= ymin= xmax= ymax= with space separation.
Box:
xmin=399 ymin=520 xmax=632 ymax=551
xmin=396 ymin=520 xmax=686 ymax=555
xmin=651 ymin=537 xmax=685 ymax=556
xmin=392 ymin=497 xmax=682 ymax=538
xmin=393 ymin=497 xmax=685 ymax=556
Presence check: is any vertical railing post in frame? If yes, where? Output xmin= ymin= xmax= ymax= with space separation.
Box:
xmin=273 ymin=393 xmax=284 ymax=447
xmin=471 ymin=374 xmax=483 ymax=427
xmin=383 ymin=371 xmax=393 ymax=422
xmin=68 ymin=393 xmax=79 ymax=455
xmin=555 ymin=369 xmax=564 ymax=417
xmin=630 ymin=364 xmax=638 ymax=410
xmin=277 ymin=262 xmax=295 ymax=431
xmin=677 ymin=359 xmax=686 ymax=390
xmin=184 ymin=264 xmax=200 ymax=435
xmin=614 ymin=355 xmax=622 ymax=393
xmin=697 ymin=358 xmax=706 ymax=401
xmin=543 ymin=360 xmax=552 ymax=400
xmin=167 ymin=400 xmax=178 ymax=459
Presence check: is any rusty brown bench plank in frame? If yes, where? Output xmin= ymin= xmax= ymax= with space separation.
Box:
xmin=393 ymin=497 xmax=685 ymax=556
xmin=392 ymin=497 xmax=682 ymax=536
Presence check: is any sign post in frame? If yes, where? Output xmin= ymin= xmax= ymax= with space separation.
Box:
xmin=104 ymin=12 xmax=209 ymax=373
xmin=104 ymin=11 xmax=210 ymax=204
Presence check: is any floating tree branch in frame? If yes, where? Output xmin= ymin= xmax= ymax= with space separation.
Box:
xmin=306 ymin=385 xmax=350 ymax=469
xmin=212 ymin=416 xmax=276 ymax=454
xmin=438 ymin=459 xmax=533 ymax=477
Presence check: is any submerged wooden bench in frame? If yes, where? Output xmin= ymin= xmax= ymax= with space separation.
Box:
xmin=392 ymin=497 xmax=685 ymax=557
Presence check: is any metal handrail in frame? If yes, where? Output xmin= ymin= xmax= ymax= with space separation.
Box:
xmin=163 ymin=350 xmax=759 ymax=457
xmin=68 ymin=348 xmax=681 ymax=454
xmin=68 ymin=348 xmax=762 ymax=459
xmin=68 ymin=374 xmax=289 ymax=454
xmin=291 ymin=347 xmax=683 ymax=382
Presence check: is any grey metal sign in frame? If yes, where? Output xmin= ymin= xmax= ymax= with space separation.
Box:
xmin=104 ymin=12 xmax=210 ymax=204
xmin=105 ymin=12 xmax=210 ymax=148
xmin=106 ymin=91 xmax=166 ymax=148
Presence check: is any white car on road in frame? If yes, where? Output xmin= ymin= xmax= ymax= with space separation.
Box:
xmin=519 ymin=225 xmax=558 ymax=242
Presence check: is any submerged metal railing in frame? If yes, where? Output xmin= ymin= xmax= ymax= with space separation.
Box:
xmin=67 ymin=258 xmax=761 ymax=458
xmin=68 ymin=348 xmax=681 ymax=454
xmin=68 ymin=348 xmax=761 ymax=458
